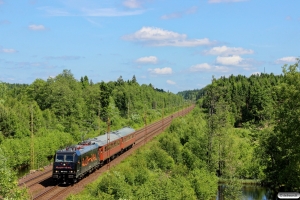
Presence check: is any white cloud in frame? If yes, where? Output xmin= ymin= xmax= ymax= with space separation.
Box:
xmin=161 ymin=12 xmax=182 ymax=20
xmin=251 ymin=72 xmax=261 ymax=76
xmin=1 ymin=48 xmax=17 ymax=53
xmin=167 ymin=80 xmax=176 ymax=85
xmin=208 ymin=0 xmax=247 ymax=3
xmin=148 ymin=67 xmax=172 ymax=75
xmin=123 ymin=27 xmax=213 ymax=47
xmin=204 ymin=46 xmax=254 ymax=56
xmin=123 ymin=0 xmax=142 ymax=8
xmin=28 ymin=24 xmax=46 ymax=31
xmin=189 ymin=63 xmax=230 ymax=73
xmin=39 ymin=6 xmax=144 ymax=17
xmin=3 ymin=60 xmax=53 ymax=69
xmin=243 ymin=67 xmax=256 ymax=71
xmin=136 ymin=56 xmax=158 ymax=64
xmin=185 ymin=6 xmax=198 ymax=14
xmin=81 ymin=8 xmax=144 ymax=17
xmin=285 ymin=16 xmax=292 ymax=20
xmin=189 ymin=63 xmax=212 ymax=72
xmin=85 ymin=18 xmax=102 ymax=26
xmin=216 ymin=55 xmax=244 ymax=66
xmin=161 ymin=6 xmax=197 ymax=20
xmin=38 ymin=7 xmax=71 ymax=16
xmin=44 ymin=56 xmax=83 ymax=60
xmin=125 ymin=27 xmax=185 ymax=41
xmin=214 ymin=66 xmax=230 ymax=72
xmin=275 ymin=56 xmax=297 ymax=64
xmin=0 ymin=20 xmax=10 ymax=25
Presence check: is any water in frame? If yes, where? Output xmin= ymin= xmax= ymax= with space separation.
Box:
xmin=217 ymin=185 xmax=272 ymax=200
xmin=240 ymin=185 xmax=269 ymax=200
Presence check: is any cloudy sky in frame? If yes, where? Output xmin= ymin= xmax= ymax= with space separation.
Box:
xmin=0 ymin=0 xmax=299 ymax=93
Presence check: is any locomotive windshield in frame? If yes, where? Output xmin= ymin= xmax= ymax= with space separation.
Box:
xmin=55 ymin=154 xmax=74 ymax=162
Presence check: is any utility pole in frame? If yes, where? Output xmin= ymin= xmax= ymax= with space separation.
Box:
xmin=30 ymin=104 xmax=34 ymax=170
xmin=144 ymin=110 xmax=147 ymax=145
xmin=162 ymin=103 xmax=164 ymax=131
xmin=208 ymin=89 xmax=214 ymax=169
xmin=182 ymin=102 xmax=184 ymax=116
xmin=98 ymin=101 xmax=101 ymax=134
xmin=127 ymin=98 xmax=130 ymax=120
xmin=106 ymin=117 xmax=111 ymax=170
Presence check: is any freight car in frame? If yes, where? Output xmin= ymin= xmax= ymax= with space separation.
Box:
xmin=52 ymin=127 xmax=135 ymax=184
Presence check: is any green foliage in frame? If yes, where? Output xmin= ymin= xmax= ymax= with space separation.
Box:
xmin=0 ymin=148 xmax=29 ymax=200
xmin=218 ymin=129 xmax=258 ymax=179
xmin=158 ymin=134 xmax=182 ymax=163
xmin=181 ymin=147 xmax=202 ymax=170
xmin=26 ymin=79 xmax=47 ymax=108
xmin=0 ymin=103 xmax=18 ymax=138
xmin=99 ymin=81 xmax=111 ymax=121
xmin=197 ymin=73 xmax=283 ymax=126
xmin=259 ymin=60 xmax=300 ymax=191
xmin=145 ymin=143 xmax=174 ymax=171
xmin=0 ymin=81 xmax=7 ymax=104
xmin=0 ymin=130 xmax=74 ymax=169
xmin=97 ymin=171 xmax=133 ymax=199
xmin=0 ymin=69 xmax=190 ymax=198
xmin=182 ymin=60 xmax=300 ymax=193
xmin=0 ymin=69 xmax=184 ymax=167
xmin=189 ymin=169 xmax=218 ymax=200
xmin=68 ymin=107 xmax=219 ymax=200
xmin=134 ymin=172 xmax=196 ymax=200
xmin=177 ymin=88 xmax=205 ymax=101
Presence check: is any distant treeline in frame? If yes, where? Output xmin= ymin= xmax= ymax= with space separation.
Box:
xmin=179 ymin=73 xmax=284 ymax=126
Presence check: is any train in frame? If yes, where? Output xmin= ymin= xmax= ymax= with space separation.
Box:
xmin=52 ymin=127 xmax=136 ymax=184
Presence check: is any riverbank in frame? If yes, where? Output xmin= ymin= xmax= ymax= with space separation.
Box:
xmin=218 ymin=178 xmax=263 ymax=185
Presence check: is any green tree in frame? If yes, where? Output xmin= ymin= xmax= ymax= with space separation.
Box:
xmin=261 ymin=60 xmax=300 ymax=192
xmin=146 ymin=143 xmax=174 ymax=171
xmin=131 ymin=75 xmax=137 ymax=84
xmin=0 ymin=104 xmax=18 ymax=137
xmin=0 ymin=81 xmax=7 ymax=104
xmin=80 ymin=75 xmax=89 ymax=89
xmin=189 ymin=169 xmax=218 ymax=200
xmin=158 ymin=134 xmax=182 ymax=163
xmin=99 ymin=81 xmax=111 ymax=121
xmin=26 ymin=79 xmax=47 ymax=109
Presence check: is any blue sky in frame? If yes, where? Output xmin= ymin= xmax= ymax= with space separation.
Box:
xmin=0 ymin=0 xmax=299 ymax=93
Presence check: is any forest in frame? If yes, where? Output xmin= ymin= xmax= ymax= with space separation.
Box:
xmin=183 ymin=60 xmax=300 ymax=194
xmin=68 ymin=60 xmax=300 ymax=199
xmin=0 ymin=70 xmax=185 ymax=199
xmin=0 ymin=60 xmax=299 ymax=199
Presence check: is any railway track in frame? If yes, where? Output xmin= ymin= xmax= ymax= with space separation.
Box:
xmin=21 ymin=105 xmax=194 ymax=200
xmin=18 ymin=168 xmax=52 ymax=188
xmin=33 ymin=185 xmax=70 ymax=200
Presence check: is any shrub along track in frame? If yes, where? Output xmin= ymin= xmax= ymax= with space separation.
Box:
xmin=20 ymin=105 xmax=194 ymax=200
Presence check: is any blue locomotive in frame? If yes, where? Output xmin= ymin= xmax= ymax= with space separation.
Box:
xmin=52 ymin=127 xmax=135 ymax=184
